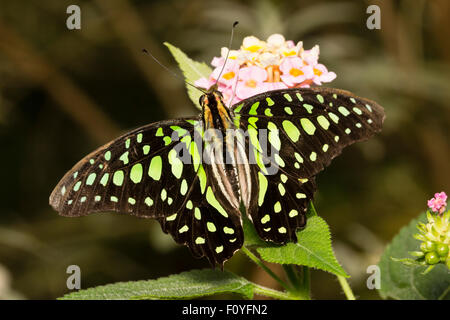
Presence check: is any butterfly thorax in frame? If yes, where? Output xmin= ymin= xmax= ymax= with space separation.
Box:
xmin=200 ymin=91 xmax=233 ymax=132
xmin=200 ymin=90 xmax=255 ymax=215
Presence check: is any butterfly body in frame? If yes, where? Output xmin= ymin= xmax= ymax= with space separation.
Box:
xmin=50 ymin=87 xmax=385 ymax=267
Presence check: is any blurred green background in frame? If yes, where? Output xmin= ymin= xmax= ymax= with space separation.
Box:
xmin=0 ymin=0 xmax=449 ymax=299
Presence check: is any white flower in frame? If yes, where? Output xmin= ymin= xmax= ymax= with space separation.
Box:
xmin=242 ymin=36 xmax=265 ymax=53
xmin=281 ymin=41 xmax=303 ymax=57
xmin=258 ymin=52 xmax=280 ymax=68
xmin=301 ymin=45 xmax=320 ymax=65
xmin=267 ymin=34 xmax=286 ymax=49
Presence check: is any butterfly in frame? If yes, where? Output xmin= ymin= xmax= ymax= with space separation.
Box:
xmin=50 ymin=86 xmax=385 ymax=267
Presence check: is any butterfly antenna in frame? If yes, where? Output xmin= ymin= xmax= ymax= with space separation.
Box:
xmin=214 ymin=21 xmax=239 ymax=87
xmin=228 ymin=68 xmax=240 ymax=108
xmin=142 ymin=48 xmax=206 ymax=94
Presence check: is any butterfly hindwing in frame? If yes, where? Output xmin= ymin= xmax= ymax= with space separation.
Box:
xmin=233 ymin=87 xmax=385 ymax=243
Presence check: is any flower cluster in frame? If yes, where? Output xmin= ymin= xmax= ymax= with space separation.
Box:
xmin=406 ymin=192 xmax=449 ymax=273
xmin=195 ymin=34 xmax=337 ymax=105
xmin=427 ymin=191 xmax=447 ymax=215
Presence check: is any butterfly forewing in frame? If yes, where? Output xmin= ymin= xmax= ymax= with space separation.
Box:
xmin=232 ymin=87 xmax=385 ymax=243
xmin=50 ymin=118 xmax=244 ymax=266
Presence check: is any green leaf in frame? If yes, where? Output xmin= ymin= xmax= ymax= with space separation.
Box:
xmin=378 ymin=212 xmax=450 ymax=300
xmin=60 ymin=269 xmax=255 ymax=300
xmin=164 ymin=42 xmax=212 ymax=109
xmin=244 ymin=212 xmax=348 ymax=277
xmin=243 ymin=213 xmax=267 ymax=247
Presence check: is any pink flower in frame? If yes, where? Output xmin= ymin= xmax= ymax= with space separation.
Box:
xmin=301 ymin=45 xmax=320 ymax=65
xmin=280 ymin=57 xmax=313 ymax=86
xmin=194 ymin=77 xmax=215 ymax=90
xmin=427 ymin=191 xmax=448 ymax=214
xmin=211 ymin=56 xmax=224 ymax=67
xmin=235 ymin=66 xmax=267 ymax=100
xmin=224 ymin=89 xmax=241 ymax=106
xmin=311 ymin=64 xmax=337 ymax=85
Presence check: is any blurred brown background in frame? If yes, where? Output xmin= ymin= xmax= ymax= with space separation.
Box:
xmin=0 ymin=0 xmax=449 ymax=299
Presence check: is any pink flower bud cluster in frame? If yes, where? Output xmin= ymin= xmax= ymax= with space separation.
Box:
xmin=428 ymin=192 xmax=448 ymax=214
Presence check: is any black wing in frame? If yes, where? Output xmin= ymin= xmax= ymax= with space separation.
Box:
xmin=232 ymin=87 xmax=385 ymax=243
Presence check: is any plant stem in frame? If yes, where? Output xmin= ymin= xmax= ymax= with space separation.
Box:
xmin=337 ymin=275 xmax=356 ymax=300
xmin=299 ymin=266 xmax=311 ymax=299
xmin=282 ymin=265 xmax=310 ymax=300
xmin=438 ymin=285 xmax=450 ymax=300
xmin=309 ymin=201 xmax=318 ymax=217
xmin=241 ymin=246 xmax=291 ymax=292
xmin=282 ymin=265 xmax=301 ymax=290
xmin=252 ymin=283 xmax=300 ymax=300
xmin=311 ymin=201 xmax=355 ymax=300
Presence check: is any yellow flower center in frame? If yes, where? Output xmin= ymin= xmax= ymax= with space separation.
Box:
xmin=245 ymin=79 xmax=257 ymax=88
xmin=289 ymin=68 xmax=304 ymax=77
xmin=313 ymin=68 xmax=323 ymax=76
xmin=283 ymin=50 xmax=296 ymax=56
xmin=245 ymin=45 xmax=262 ymax=53
xmin=222 ymin=71 xmax=235 ymax=80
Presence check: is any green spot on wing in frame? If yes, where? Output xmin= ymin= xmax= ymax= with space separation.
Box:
xmin=163 ymin=136 xmax=172 ymax=146
xmin=284 ymin=107 xmax=293 ymax=115
xmin=145 ymin=197 xmax=153 ymax=207
xmin=119 ymin=151 xmax=129 ymax=165
xmin=206 ymin=186 xmax=228 ymax=218
xmin=207 ymin=222 xmax=217 ymax=232
xmin=100 ymin=173 xmax=109 ymax=186
xmin=73 ymin=181 xmax=81 ymax=191
xmin=316 ymin=94 xmax=324 ymax=104
xmin=317 ymin=115 xmax=330 ymax=130
xmin=113 ymin=170 xmax=124 ymax=186
xmin=257 ymin=172 xmax=268 ymax=206
xmin=338 ymin=106 xmax=350 ymax=116
xmin=168 ymin=149 xmax=183 ymax=179
xmin=194 ymin=208 xmax=201 ymax=220
xmin=180 ymin=179 xmax=188 ymax=196
xmin=300 ymin=118 xmax=316 ymax=135
xmin=284 ymin=93 xmax=293 ymax=102
xmin=234 ymin=103 xmax=244 ymax=113
xmin=328 ymin=112 xmax=339 ymax=123
xmin=86 ymin=173 xmax=96 ymax=186
xmin=249 ymin=102 xmax=260 ymax=115
xmin=303 ymin=104 xmax=313 ymax=114
xmin=198 ymin=165 xmax=207 ymax=194
xmin=130 ymin=163 xmax=143 ymax=184
xmin=282 ymin=120 xmax=300 ymax=143
xmin=148 ymin=156 xmax=162 ymax=180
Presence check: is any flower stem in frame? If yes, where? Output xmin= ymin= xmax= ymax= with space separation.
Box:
xmin=337 ymin=275 xmax=356 ymax=300
xmin=241 ymin=246 xmax=291 ymax=292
